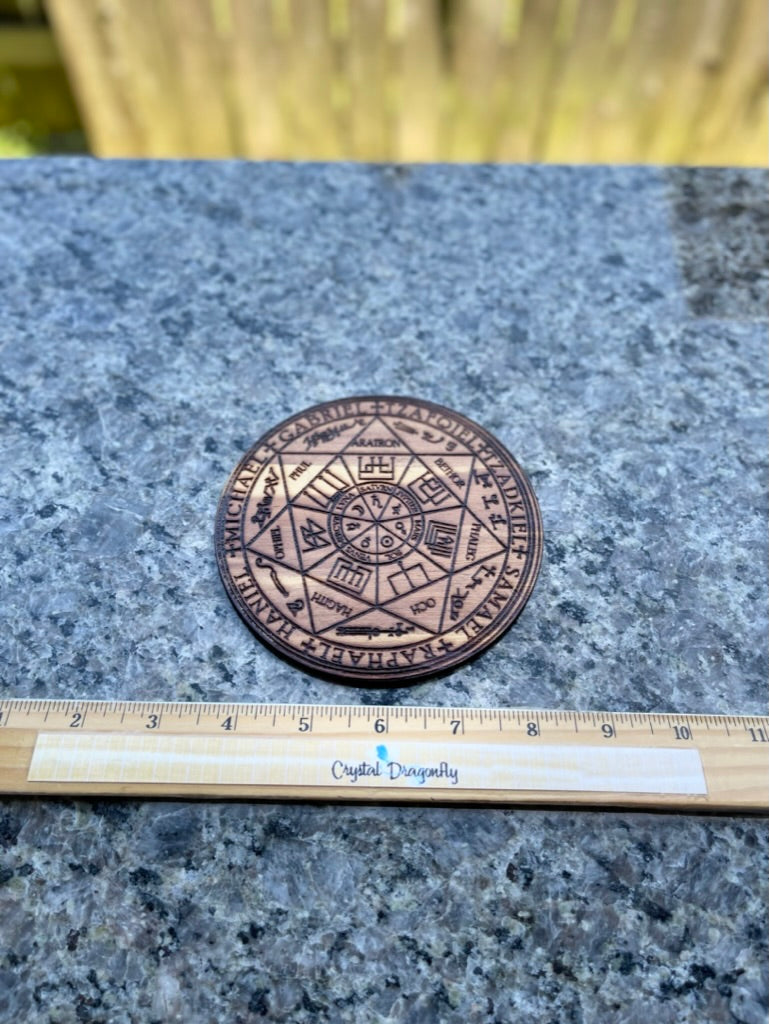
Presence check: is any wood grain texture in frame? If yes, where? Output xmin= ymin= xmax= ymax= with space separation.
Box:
xmin=44 ymin=0 xmax=142 ymax=156
xmin=212 ymin=397 xmax=544 ymax=684
xmin=1 ymin=701 xmax=767 ymax=812
xmin=43 ymin=0 xmax=767 ymax=163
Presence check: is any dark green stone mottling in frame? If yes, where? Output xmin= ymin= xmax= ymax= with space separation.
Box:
xmin=0 ymin=161 xmax=766 ymax=1022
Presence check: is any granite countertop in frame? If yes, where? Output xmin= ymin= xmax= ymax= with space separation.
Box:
xmin=0 ymin=161 xmax=766 ymax=1023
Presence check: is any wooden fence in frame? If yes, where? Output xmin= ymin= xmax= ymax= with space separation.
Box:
xmin=43 ymin=0 xmax=769 ymax=164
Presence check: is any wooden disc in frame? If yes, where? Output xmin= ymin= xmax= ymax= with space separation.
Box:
xmin=215 ymin=397 xmax=543 ymax=684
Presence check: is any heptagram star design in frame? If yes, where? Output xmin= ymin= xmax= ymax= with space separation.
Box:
xmin=216 ymin=399 xmax=543 ymax=683
xmin=243 ymin=419 xmax=508 ymax=640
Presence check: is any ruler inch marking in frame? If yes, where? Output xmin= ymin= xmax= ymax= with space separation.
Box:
xmin=1 ymin=700 xmax=767 ymax=813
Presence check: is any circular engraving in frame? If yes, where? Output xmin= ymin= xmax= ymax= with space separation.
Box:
xmin=328 ymin=482 xmax=424 ymax=565
xmin=215 ymin=396 xmax=543 ymax=683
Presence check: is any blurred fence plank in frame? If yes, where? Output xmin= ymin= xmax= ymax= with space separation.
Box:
xmin=45 ymin=0 xmax=142 ymax=155
xmin=102 ymin=0 xmax=188 ymax=156
xmin=537 ymin=0 xmax=624 ymax=163
xmin=286 ymin=0 xmax=342 ymax=158
xmin=159 ymin=0 xmax=236 ymax=156
xmin=640 ymin=0 xmax=719 ymax=164
xmin=43 ymin=0 xmax=768 ymax=164
xmin=493 ymin=0 xmax=570 ymax=162
xmin=226 ymin=0 xmax=269 ymax=157
xmin=391 ymin=0 xmax=442 ymax=161
xmin=346 ymin=0 xmax=391 ymax=159
xmin=583 ymin=0 xmax=701 ymax=164
xmin=687 ymin=0 xmax=769 ymax=166
xmin=448 ymin=0 xmax=506 ymax=161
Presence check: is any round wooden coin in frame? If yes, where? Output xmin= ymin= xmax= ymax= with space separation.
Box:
xmin=215 ymin=397 xmax=543 ymax=683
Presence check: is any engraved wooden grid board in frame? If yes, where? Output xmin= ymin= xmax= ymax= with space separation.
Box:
xmin=1 ymin=701 xmax=767 ymax=814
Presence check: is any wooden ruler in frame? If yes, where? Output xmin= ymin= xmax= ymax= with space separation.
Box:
xmin=1 ymin=700 xmax=767 ymax=813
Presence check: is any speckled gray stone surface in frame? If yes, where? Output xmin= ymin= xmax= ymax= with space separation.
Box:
xmin=0 ymin=161 xmax=766 ymax=1023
